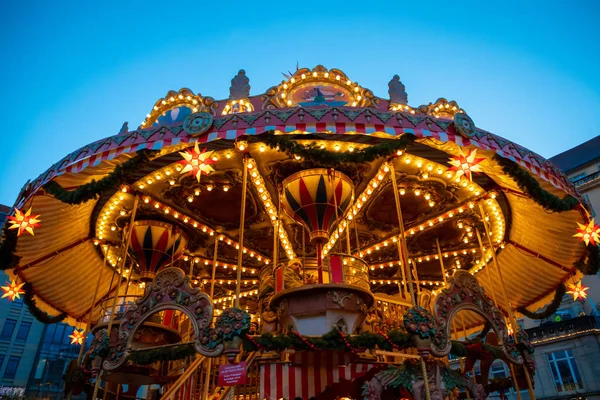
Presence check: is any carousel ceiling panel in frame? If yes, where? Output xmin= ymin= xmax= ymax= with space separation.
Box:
xmin=15 ymin=195 xmax=96 ymax=265
xmin=506 ymin=192 xmax=583 ymax=266
xmin=21 ymin=242 xmax=116 ymax=318
xmin=478 ymin=245 xmax=567 ymax=309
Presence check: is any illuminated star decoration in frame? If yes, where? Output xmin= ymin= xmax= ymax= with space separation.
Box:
xmin=178 ymin=143 xmax=215 ymax=183
xmin=1 ymin=280 xmax=25 ymax=301
xmin=448 ymin=148 xmax=485 ymax=182
xmin=573 ymin=219 xmax=600 ymax=246
xmin=69 ymin=329 xmax=86 ymax=345
xmin=7 ymin=208 xmax=41 ymax=236
xmin=567 ymin=281 xmax=589 ymax=301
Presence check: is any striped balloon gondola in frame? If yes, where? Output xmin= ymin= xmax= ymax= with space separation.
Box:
xmin=281 ymin=169 xmax=354 ymax=283
xmin=128 ymin=220 xmax=188 ymax=282
xmin=282 ymin=169 xmax=354 ymax=243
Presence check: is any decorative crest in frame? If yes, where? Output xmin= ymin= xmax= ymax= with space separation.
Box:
xmin=141 ymin=88 xmax=218 ymax=128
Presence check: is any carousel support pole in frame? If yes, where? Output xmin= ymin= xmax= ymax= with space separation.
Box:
xmin=435 ymin=238 xmax=447 ymax=286
xmin=77 ymin=247 xmax=108 ymax=366
xmin=302 ymin=226 xmax=307 ymax=284
xmin=331 ymin=169 xmax=342 ymax=254
xmin=345 ymin=220 xmax=352 ymax=255
xmin=389 ymin=162 xmax=431 ymax=400
xmin=235 ymin=156 xmax=249 ymax=308
xmin=411 ymin=260 xmax=421 ymax=294
xmin=203 ymin=237 xmax=219 ymax=400
xmin=475 ymin=229 xmax=499 ymax=309
xmin=458 ymin=313 xmax=471 ymax=400
xmin=477 ymin=227 xmax=522 ymax=398
xmin=478 ymin=204 xmax=535 ymax=400
xmin=92 ymin=195 xmax=139 ymax=400
xmin=316 ymin=243 xmax=323 ymax=283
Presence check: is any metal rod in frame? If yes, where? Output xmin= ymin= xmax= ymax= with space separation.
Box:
xmin=475 ymin=228 xmax=499 ymax=309
xmin=92 ymin=195 xmax=139 ymax=400
xmin=389 ymin=161 xmax=431 ymax=400
xmin=478 ymin=204 xmax=535 ymax=400
xmin=235 ymin=157 xmax=249 ymax=307
xmin=204 ymin=237 xmax=219 ymax=400
xmin=435 ymin=238 xmax=447 ymax=285
xmin=76 ymin=248 xmax=108 ymax=365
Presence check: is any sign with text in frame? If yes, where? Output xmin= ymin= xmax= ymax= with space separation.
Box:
xmin=218 ymin=361 xmax=247 ymax=386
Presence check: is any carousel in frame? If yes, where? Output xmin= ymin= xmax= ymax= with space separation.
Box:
xmin=1 ymin=65 xmax=599 ymax=400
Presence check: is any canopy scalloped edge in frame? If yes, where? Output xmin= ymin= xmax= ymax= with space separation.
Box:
xmin=14 ymin=107 xmax=577 ymax=209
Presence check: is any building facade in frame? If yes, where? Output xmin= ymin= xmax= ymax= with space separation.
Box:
xmin=520 ymin=136 xmax=600 ymax=400
xmin=0 ymin=204 xmax=46 ymax=390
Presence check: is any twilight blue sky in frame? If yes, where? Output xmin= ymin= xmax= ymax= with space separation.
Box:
xmin=1 ymin=1 xmax=599 ymax=206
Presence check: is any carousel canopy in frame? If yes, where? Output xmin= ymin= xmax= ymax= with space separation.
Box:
xmin=2 ymin=65 xmax=590 ymax=328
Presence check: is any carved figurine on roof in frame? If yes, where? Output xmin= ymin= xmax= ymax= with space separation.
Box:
xmin=224 ymin=70 xmax=254 ymax=114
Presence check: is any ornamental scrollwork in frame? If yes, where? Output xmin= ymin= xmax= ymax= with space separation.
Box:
xmin=430 ymin=270 xmax=522 ymax=364
xmin=103 ymin=267 xmax=250 ymax=371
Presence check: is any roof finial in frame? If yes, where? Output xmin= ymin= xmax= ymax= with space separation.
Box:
xmin=388 ymin=75 xmax=408 ymax=105
xmin=229 ymin=70 xmax=251 ymax=100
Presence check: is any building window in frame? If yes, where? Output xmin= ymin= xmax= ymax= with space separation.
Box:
xmin=3 ymin=356 xmax=20 ymax=379
xmin=570 ymin=172 xmax=586 ymax=182
xmin=0 ymin=354 xmax=4 ymax=369
xmin=547 ymin=349 xmax=583 ymax=392
xmin=15 ymin=321 xmax=32 ymax=342
xmin=0 ymin=318 xmax=17 ymax=340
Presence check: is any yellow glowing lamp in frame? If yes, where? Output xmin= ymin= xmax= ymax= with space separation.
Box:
xmin=567 ymin=281 xmax=589 ymax=301
xmin=178 ymin=143 xmax=215 ymax=182
xmin=69 ymin=329 xmax=86 ymax=345
xmin=448 ymin=148 xmax=485 ymax=182
xmin=7 ymin=208 xmax=41 ymax=236
xmin=573 ymin=219 xmax=600 ymax=246
xmin=1 ymin=280 xmax=25 ymax=301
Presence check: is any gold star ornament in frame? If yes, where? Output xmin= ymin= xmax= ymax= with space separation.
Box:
xmin=69 ymin=329 xmax=86 ymax=345
xmin=1 ymin=280 xmax=25 ymax=301
xmin=7 ymin=208 xmax=41 ymax=236
xmin=178 ymin=143 xmax=215 ymax=183
xmin=574 ymin=219 xmax=600 ymax=246
xmin=567 ymin=281 xmax=589 ymax=301
xmin=448 ymin=148 xmax=485 ymax=182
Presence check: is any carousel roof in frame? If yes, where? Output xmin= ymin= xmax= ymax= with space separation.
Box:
xmin=4 ymin=65 xmax=590 ymax=328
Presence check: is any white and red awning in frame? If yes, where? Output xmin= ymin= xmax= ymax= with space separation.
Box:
xmin=260 ymin=355 xmax=376 ymax=400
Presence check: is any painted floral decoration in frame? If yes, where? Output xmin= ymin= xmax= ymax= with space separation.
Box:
xmin=403 ymin=306 xmax=437 ymax=339
xmin=214 ymin=307 xmax=251 ymax=341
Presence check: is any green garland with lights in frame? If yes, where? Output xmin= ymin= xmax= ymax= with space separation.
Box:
xmin=493 ymin=154 xmax=579 ymax=212
xmin=253 ymin=131 xmax=416 ymax=166
xmin=23 ymin=282 xmax=67 ymax=324
xmin=517 ymin=283 xmax=566 ymax=320
xmin=0 ymin=225 xmax=20 ymax=271
xmin=128 ymin=342 xmax=196 ymax=365
xmin=43 ymin=149 xmax=158 ymax=205
xmin=243 ymin=329 xmax=411 ymax=352
xmin=575 ymin=246 xmax=600 ymax=276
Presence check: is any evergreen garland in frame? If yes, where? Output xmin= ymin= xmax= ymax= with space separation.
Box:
xmin=243 ymin=329 xmax=411 ymax=353
xmin=0 ymin=225 xmax=20 ymax=271
xmin=43 ymin=149 xmax=158 ymax=205
xmin=517 ymin=283 xmax=566 ymax=320
xmin=575 ymin=246 xmax=600 ymax=276
xmin=254 ymin=131 xmax=416 ymax=166
xmin=128 ymin=342 xmax=196 ymax=365
xmin=23 ymin=282 xmax=67 ymax=324
xmin=493 ymin=154 xmax=579 ymax=212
